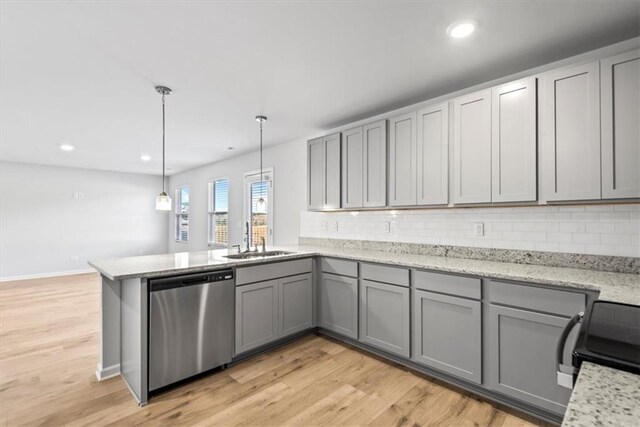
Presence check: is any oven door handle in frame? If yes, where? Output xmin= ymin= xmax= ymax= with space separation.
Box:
xmin=556 ymin=311 xmax=584 ymax=388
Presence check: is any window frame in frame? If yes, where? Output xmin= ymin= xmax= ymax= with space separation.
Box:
xmin=174 ymin=184 xmax=190 ymax=243
xmin=207 ymin=176 xmax=229 ymax=248
xmin=243 ymin=167 xmax=274 ymax=248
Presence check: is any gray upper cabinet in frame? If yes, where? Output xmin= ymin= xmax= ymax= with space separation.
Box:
xmin=412 ymin=289 xmax=481 ymax=384
xmin=491 ymin=78 xmax=537 ymax=202
xmin=307 ymin=133 xmax=341 ymax=210
xmin=541 ymin=62 xmax=601 ymax=201
xmin=278 ymin=273 xmax=313 ymax=338
xmin=363 ymin=120 xmax=387 ymax=207
xmin=416 ymin=103 xmax=449 ymax=205
xmin=453 ymin=89 xmax=492 ymax=204
xmin=324 ymin=133 xmax=342 ymax=209
xmin=341 ymin=120 xmax=387 ymax=208
xmin=601 ymin=49 xmax=640 ymax=199
xmin=307 ymin=137 xmax=325 ymax=210
xmin=487 ymin=304 xmax=574 ymax=414
xmin=319 ymin=273 xmax=358 ymax=339
xmin=359 ymin=279 xmax=410 ymax=357
xmin=389 ymin=112 xmax=417 ymax=206
xmin=235 ymin=280 xmax=279 ymax=355
xmin=341 ymin=126 xmax=363 ymax=208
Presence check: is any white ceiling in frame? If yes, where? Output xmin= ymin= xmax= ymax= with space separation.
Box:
xmin=1 ymin=1 xmax=639 ymax=175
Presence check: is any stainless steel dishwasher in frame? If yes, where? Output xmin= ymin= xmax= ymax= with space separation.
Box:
xmin=148 ymin=269 xmax=234 ymax=392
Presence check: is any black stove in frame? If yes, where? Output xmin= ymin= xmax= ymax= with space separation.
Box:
xmin=572 ymin=301 xmax=640 ymax=378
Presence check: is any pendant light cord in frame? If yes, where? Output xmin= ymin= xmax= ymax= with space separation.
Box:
xmin=162 ymin=93 xmax=166 ymax=193
xmin=259 ymin=120 xmax=263 ymax=183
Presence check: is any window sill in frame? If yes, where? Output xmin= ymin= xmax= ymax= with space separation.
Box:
xmin=175 ymin=240 xmax=189 ymax=244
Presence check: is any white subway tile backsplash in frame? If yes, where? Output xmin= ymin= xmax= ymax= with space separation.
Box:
xmin=300 ymin=204 xmax=640 ymax=257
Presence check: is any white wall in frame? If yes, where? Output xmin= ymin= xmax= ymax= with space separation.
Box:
xmin=0 ymin=161 xmax=168 ymax=280
xmin=300 ymin=205 xmax=640 ymax=257
xmin=166 ymin=138 xmax=306 ymax=253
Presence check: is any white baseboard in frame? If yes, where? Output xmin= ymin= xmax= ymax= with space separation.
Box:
xmin=0 ymin=268 xmax=95 ymax=282
xmin=95 ymin=362 xmax=120 ymax=381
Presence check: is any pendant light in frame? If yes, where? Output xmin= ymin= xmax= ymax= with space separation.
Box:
xmin=255 ymin=115 xmax=267 ymax=207
xmin=155 ymin=85 xmax=172 ymax=211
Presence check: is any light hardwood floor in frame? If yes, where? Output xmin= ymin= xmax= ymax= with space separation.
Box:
xmin=0 ymin=273 xmax=547 ymax=426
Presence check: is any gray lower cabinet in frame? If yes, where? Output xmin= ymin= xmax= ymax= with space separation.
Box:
xmin=319 ymin=273 xmax=358 ymax=339
xmin=359 ymin=280 xmax=410 ymax=357
xmin=235 ymin=280 xmax=279 ymax=354
xmin=412 ymin=289 xmax=482 ymax=384
xmin=487 ymin=304 xmax=574 ymax=415
xmin=236 ymin=272 xmax=313 ymax=355
xmin=278 ymin=273 xmax=313 ymax=338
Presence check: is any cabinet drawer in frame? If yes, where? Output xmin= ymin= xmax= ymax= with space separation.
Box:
xmin=360 ymin=263 xmax=409 ymax=287
xmin=236 ymin=258 xmax=312 ymax=286
xmin=320 ymin=257 xmax=358 ymax=277
xmin=488 ymin=280 xmax=586 ymax=317
xmin=412 ymin=270 xmax=481 ymax=299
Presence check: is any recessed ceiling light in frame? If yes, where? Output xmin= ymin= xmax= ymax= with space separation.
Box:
xmin=225 ymin=146 xmax=235 ymax=151
xmin=447 ymin=20 xmax=477 ymax=39
xmin=140 ymin=154 xmax=152 ymax=162
xmin=60 ymin=144 xmax=75 ymax=152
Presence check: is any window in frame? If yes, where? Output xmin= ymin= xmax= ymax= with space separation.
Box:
xmin=208 ymin=178 xmax=229 ymax=246
xmin=175 ymin=185 xmax=189 ymax=242
xmin=244 ymin=168 xmax=273 ymax=247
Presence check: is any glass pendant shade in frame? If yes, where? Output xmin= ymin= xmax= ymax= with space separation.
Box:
xmin=257 ymin=197 xmax=265 ymax=207
xmin=156 ymin=192 xmax=172 ymax=211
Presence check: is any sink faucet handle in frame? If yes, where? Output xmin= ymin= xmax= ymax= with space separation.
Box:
xmin=232 ymin=244 xmax=241 ymax=253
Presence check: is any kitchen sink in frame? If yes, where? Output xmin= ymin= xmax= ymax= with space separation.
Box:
xmin=223 ymin=250 xmax=294 ymax=260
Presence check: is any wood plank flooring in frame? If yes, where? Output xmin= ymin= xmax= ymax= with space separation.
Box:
xmin=0 ymin=273 xmax=547 ymax=426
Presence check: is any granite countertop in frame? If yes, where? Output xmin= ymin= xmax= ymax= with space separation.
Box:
xmin=89 ymin=244 xmax=640 ymax=304
xmin=562 ymin=362 xmax=640 ymax=427
xmin=89 ymin=244 xmax=640 ymax=426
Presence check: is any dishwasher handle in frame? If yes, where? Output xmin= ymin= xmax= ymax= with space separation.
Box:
xmin=150 ymin=270 xmax=233 ymax=292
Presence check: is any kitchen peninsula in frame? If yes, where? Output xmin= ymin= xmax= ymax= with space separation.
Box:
xmin=89 ymin=240 xmax=640 ymax=426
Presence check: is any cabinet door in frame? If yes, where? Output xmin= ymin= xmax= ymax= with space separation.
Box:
xmin=389 ymin=112 xmax=417 ymax=206
xmin=359 ymin=280 xmax=410 ymax=357
xmin=412 ymin=290 xmax=481 ymax=384
xmin=601 ymin=50 xmax=640 ymax=199
xmin=319 ymin=273 xmax=358 ymax=339
xmin=278 ymin=273 xmax=313 ymax=338
xmin=363 ymin=120 xmax=387 ymax=207
xmin=487 ymin=304 xmax=574 ymax=415
xmin=307 ymin=137 xmax=325 ymax=210
xmin=342 ymin=127 xmax=363 ymax=208
xmin=453 ymin=90 xmax=492 ymax=204
xmin=324 ymin=133 xmax=342 ymax=209
xmin=541 ymin=62 xmax=601 ymax=201
xmin=235 ymin=280 xmax=279 ymax=354
xmin=492 ymin=78 xmax=537 ymax=202
xmin=416 ymin=102 xmax=449 ymax=205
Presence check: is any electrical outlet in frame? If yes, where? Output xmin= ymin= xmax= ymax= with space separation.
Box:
xmin=328 ymin=221 xmax=338 ymax=232
xmin=321 ymin=222 xmax=327 ymax=231
xmin=473 ymin=222 xmax=485 ymax=237
xmin=69 ymin=255 xmax=80 ymax=262
xmin=382 ymin=221 xmax=391 ymax=233
xmin=72 ymin=192 xmax=85 ymax=200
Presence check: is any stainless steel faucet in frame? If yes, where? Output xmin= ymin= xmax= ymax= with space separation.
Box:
xmin=244 ymin=221 xmax=251 ymax=252
xmin=232 ymin=244 xmax=241 ymax=253
xmin=260 ymin=236 xmax=266 ymax=253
